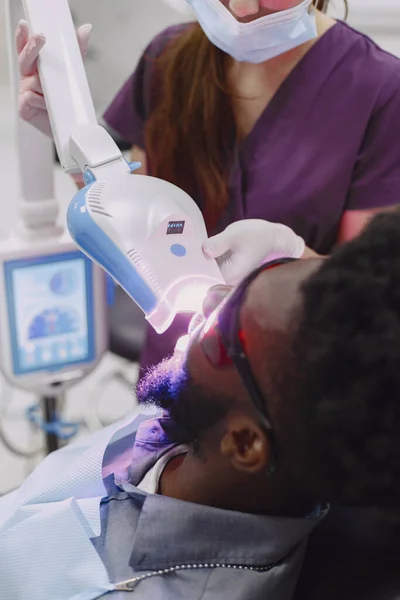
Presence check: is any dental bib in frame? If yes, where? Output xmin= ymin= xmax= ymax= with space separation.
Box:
xmin=0 ymin=413 xmax=149 ymax=600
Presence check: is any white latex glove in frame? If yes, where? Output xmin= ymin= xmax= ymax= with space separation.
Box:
xmin=203 ymin=219 xmax=305 ymax=286
xmin=16 ymin=19 xmax=92 ymax=137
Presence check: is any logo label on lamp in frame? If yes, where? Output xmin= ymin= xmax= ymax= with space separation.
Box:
xmin=167 ymin=221 xmax=185 ymax=235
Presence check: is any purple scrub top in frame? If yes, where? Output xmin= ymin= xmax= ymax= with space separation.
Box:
xmin=104 ymin=21 xmax=400 ymax=374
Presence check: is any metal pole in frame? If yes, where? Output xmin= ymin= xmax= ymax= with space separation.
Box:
xmin=41 ymin=395 xmax=60 ymax=453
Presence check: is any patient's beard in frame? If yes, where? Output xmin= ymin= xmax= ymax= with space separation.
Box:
xmin=136 ymin=356 xmax=189 ymax=414
xmin=136 ymin=359 xmax=233 ymax=448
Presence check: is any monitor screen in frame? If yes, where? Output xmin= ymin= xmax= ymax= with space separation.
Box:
xmin=4 ymin=251 xmax=96 ymax=375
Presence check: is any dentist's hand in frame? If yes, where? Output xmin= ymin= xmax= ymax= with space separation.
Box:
xmin=203 ymin=219 xmax=306 ymax=286
xmin=16 ymin=19 xmax=92 ymax=137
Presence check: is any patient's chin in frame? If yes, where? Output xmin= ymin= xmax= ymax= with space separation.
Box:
xmin=137 ymin=359 xmax=231 ymax=447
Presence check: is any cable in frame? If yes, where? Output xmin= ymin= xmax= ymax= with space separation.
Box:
xmin=0 ymin=381 xmax=43 ymax=458
xmin=83 ymin=368 xmax=135 ymax=432
xmin=26 ymin=402 xmax=79 ymax=441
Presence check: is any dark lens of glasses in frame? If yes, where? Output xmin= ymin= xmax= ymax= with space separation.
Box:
xmin=201 ymin=328 xmax=231 ymax=366
xmin=202 ymin=258 xmax=297 ymax=368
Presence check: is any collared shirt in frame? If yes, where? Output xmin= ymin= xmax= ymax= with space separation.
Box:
xmin=92 ymin=417 xmax=327 ymax=599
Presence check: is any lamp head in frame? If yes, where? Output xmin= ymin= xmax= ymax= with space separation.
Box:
xmin=67 ymin=174 xmax=224 ymax=333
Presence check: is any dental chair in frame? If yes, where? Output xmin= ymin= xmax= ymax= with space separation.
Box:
xmin=294 ymin=505 xmax=400 ymax=600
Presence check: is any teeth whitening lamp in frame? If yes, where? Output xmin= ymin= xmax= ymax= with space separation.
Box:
xmin=22 ymin=0 xmax=224 ymax=335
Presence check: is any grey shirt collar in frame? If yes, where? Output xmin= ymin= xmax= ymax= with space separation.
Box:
xmin=113 ymin=417 xmax=327 ymax=572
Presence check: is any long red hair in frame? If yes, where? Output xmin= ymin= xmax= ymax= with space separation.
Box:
xmin=145 ymin=0 xmax=348 ymax=232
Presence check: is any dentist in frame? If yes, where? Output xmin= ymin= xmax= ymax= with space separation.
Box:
xmin=16 ymin=0 xmax=400 ymax=373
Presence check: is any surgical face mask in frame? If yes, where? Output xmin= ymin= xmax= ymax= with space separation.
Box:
xmin=186 ymin=0 xmax=318 ymax=64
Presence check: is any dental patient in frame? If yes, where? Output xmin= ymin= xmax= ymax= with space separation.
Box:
xmin=3 ymin=213 xmax=400 ymax=600
xmin=96 ymin=211 xmax=400 ymax=598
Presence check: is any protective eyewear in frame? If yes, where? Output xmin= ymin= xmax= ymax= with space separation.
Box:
xmin=200 ymin=258 xmax=297 ymax=471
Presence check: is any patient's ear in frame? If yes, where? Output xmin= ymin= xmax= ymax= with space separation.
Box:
xmin=220 ymin=413 xmax=270 ymax=474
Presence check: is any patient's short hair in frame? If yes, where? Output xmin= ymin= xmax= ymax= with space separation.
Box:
xmin=281 ymin=211 xmax=400 ymax=507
